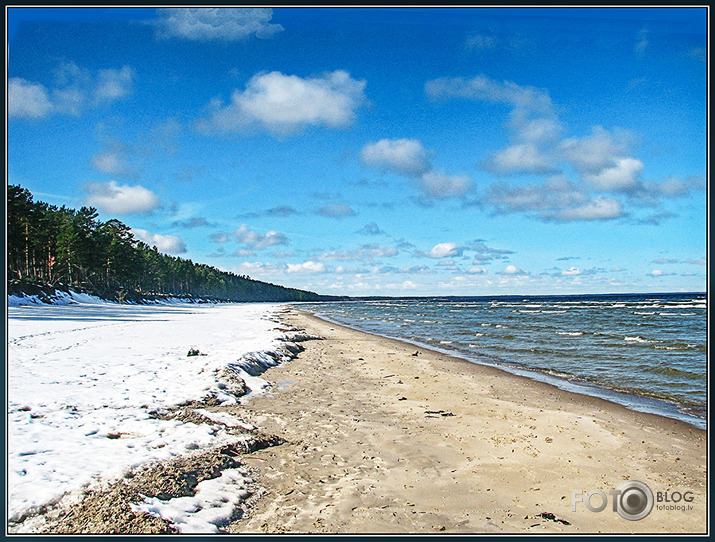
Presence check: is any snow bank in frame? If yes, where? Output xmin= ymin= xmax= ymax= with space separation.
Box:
xmin=131 ymin=467 xmax=253 ymax=534
xmin=8 ymin=290 xmax=107 ymax=307
xmin=7 ymin=302 xmax=290 ymax=523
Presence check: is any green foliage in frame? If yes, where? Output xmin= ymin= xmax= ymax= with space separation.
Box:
xmin=7 ymin=185 xmax=333 ymax=303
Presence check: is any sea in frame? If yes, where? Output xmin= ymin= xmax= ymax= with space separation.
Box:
xmin=302 ymin=293 xmax=707 ymax=430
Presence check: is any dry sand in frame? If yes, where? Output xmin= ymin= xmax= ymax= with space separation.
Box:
xmin=229 ymin=306 xmax=707 ymax=534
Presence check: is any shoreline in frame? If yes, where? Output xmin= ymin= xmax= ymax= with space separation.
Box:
xmin=304 ymin=307 xmax=707 ymax=431
xmin=230 ymin=306 xmax=707 ymax=534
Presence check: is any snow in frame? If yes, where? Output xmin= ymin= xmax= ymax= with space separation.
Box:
xmin=130 ymin=467 xmax=253 ymax=533
xmin=7 ymin=301 xmax=287 ymax=524
xmin=193 ymin=409 xmax=255 ymax=430
xmin=8 ymin=290 xmax=108 ymax=307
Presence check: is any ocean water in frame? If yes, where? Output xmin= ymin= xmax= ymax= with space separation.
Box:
xmin=302 ymin=293 xmax=707 ymax=429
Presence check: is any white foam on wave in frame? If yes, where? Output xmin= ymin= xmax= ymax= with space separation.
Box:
xmin=556 ymin=331 xmax=584 ymax=336
xmin=625 ymin=336 xmax=652 ymax=343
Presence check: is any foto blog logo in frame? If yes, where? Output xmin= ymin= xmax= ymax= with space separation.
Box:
xmin=572 ymin=480 xmax=654 ymax=521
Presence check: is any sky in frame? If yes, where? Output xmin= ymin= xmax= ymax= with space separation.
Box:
xmin=6 ymin=7 xmax=708 ymax=297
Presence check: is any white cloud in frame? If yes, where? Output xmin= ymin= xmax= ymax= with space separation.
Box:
xmin=91 ymin=151 xmax=133 ymax=176
xmin=418 ymin=171 xmax=472 ymax=199
xmin=551 ymin=197 xmax=624 ymax=222
xmin=467 ymin=267 xmax=487 ymax=275
xmin=360 ymin=138 xmax=431 ymax=176
xmin=561 ymin=267 xmax=582 ymax=276
xmin=486 ymin=177 xmax=587 ymax=213
xmin=8 ymin=78 xmax=52 ymax=118
xmin=483 ymin=142 xmax=556 ymax=176
xmin=9 ymin=64 xmax=133 ymax=119
xmin=318 ymin=244 xmax=398 ymax=262
xmin=560 ymin=126 xmax=632 ymax=174
xmin=94 ymin=66 xmax=134 ymax=104
xmin=132 ymin=229 xmax=186 ymax=255
xmin=198 ymin=70 xmax=367 ymax=135
xmin=648 ymin=269 xmax=676 ymax=277
xmin=497 ymin=264 xmax=529 ymax=276
xmin=426 ymin=74 xmax=562 ymax=176
xmin=233 ymin=261 xmax=289 ymax=277
xmin=286 ymin=261 xmax=327 ymax=274
xmin=231 ymin=224 xmax=288 ymax=249
xmin=360 ymin=138 xmax=471 ymax=200
xmin=583 ymin=157 xmax=643 ymax=191
xmin=84 ymin=181 xmax=159 ymax=214
xmin=427 ymin=242 xmax=463 ymax=259
xmin=154 ymin=8 xmax=283 ymax=41
xmin=316 ymin=203 xmax=356 ymax=218
xmin=425 ymin=75 xmax=554 ymax=116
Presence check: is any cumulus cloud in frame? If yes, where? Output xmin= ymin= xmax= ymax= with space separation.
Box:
xmin=84 ymin=181 xmax=159 ymax=215
xmin=360 ymin=138 xmax=472 ymax=200
xmin=426 ymin=74 xmax=560 ymax=138
xmin=360 ymin=138 xmax=431 ymax=176
xmin=90 ymin=150 xmax=137 ymax=177
xmin=648 ymin=269 xmax=676 ymax=277
xmin=154 ymin=8 xmax=283 ymax=41
xmin=550 ymin=197 xmax=624 ymax=222
xmin=482 ymin=142 xmax=557 ymax=176
xmin=8 ymin=63 xmax=134 ymax=119
xmin=132 ymin=228 xmax=186 ymax=255
xmin=426 ymin=242 xmax=463 ymax=259
xmin=426 ymin=74 xmax=702 ymax=223
xmin=582 ymin=157 xmax=644 ymax=191
xmin=315 ymin=203 xmax=356 ymax=218
xmin=418 ymin=171 xmax=472 ymax=199
xmin=8 ymin=78 xmax=53 ymax=118
xmin=485 ymin=177 xmax=626 ymax=222
xmin=560 ymin=126 xmax=633 ymax=174
xmin=94 ymin=66 xmax=134 ymax=104
xmin=497 ymin=264 xmax=529 ymax=276
xmin=198 ymin=70 xmax=367 ymax=135
xmin=231 ymin=223 xmax=288 ymax=249
xmin=427 ymin=75 xmax=565 ymax=179
xmin=287 ymin=261 xmax=327 ymax=274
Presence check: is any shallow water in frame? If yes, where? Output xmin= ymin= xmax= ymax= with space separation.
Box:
xmin=303 ymin=293 xmax=707 ymax=429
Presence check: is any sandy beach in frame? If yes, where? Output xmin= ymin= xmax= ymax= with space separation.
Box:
xmin=7 ymin=303 xmax=707 ymax=534
xmin=228 ymin=306 xmax=707 ymax=534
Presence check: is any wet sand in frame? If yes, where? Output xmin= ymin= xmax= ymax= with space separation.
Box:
xmin=230 ymin=306 xmax=707 ymax=534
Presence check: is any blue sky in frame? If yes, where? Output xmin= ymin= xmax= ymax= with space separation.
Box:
xmin=7 ymin=7 xmax=707 ymax=296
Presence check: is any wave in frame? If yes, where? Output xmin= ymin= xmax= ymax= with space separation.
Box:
xmin=624 ymin=336 xmax=652 ymax=343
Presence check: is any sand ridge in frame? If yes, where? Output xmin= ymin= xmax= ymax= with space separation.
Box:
xmin=230 ymin=307 xmax=707 ymax=534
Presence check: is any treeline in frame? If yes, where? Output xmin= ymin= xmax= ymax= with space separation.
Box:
xmin=7 ymin=185 xmax=331 ymax=303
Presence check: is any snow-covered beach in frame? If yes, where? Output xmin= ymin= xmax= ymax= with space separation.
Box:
xmin=7 ymin=300 xmax=296 ymax=530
